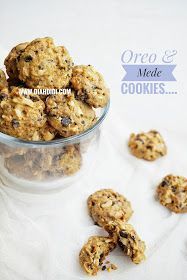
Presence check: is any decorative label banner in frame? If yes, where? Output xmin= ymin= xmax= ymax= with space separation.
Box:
xmin=122 ymin=65 xmax=176 ymax=81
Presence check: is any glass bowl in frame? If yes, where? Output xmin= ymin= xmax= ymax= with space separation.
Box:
xmin=0 ymin=101 xmax=110 ymax=192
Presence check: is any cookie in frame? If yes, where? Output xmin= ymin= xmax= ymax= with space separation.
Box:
xmin=32 ymin=122 xmax=57 ymax=141
xmin=49 ymin=145 xmax=82 ymax=176
xmin=128 ymin=130 xmax=167 ymax=161
xmin=0 ymin=87 xmax=46 ymax=141
xmin=4 ymin=42 xmax=28 ymax=81
xmin=5 ymin=149 xmax=56 ymax=180
xmin=5 ymin=153 xmax=45 ymax=180
xmin=71 ymin=65 xmax=109 ymax=108
xmin=0 ymin=70 xmax=8 ymax=90
xmin=157 ymin=174 xmax=187 ymax=213
xmin=105 ymin=222 xmax=146 ymax=264
xmin=5 ymin=145 xmax=81 ymax=180
xmin=46 ymin=92 xmax=96 ymax=137
xmin=117 ymin=223 xmax=146 ymax=264
xmin=87 ymin=189 xmax=133 ymax=227
xmin=17 ymin=37 xmax=73 ymax=89
xmin=79 ymin=236 xmax=116 ymax=276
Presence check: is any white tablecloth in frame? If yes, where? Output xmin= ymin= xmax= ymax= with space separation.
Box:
xmin=0 ymin=0 xmax=187 ymax=279
xmin=0 ymin=113 xmax=186 ymax=280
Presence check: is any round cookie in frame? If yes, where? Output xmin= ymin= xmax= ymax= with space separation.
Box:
xmin=5 ymin=153 xmax=45 ymax=180
xmin=105 ymin=222 xmax=146 ymax=264
xmin=157 ymin=174 xmax=187 ymax=213
xmin=4 ymin=42 xmax=28 ymax=81
xmin=87 ymin=189 xmax=133 ymax=227
xmin=46 ymin=92 xmax=96 ymax=137
xmin=5 ymin=144 xmax=81 ymax=180
xmin=49 ymin=145 xmax=82 ymax=176
xmin=79 ymin=236 xmax=116 ymax=276
xmin=0 ymin=87 xmax=46 ymax=141
xmin=5 ymin=149 xmax=55 ymax=180
xmin=0 ymin=70 xmax=8 ymax=90
xmin=17 ymin=37 xmax=73 ymax=89
xmin=128 ymin=130 xmax=167 ymax=161
xmin=71 ymin=65 xmax=109 ymax=108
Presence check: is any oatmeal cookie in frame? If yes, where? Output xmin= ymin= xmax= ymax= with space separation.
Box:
xmin=4 ymin=42 xmax=28 ymax=81
xmin=0 ymin=87 xmax=46 ymax=140
xmin=5 ymin=145 xmax=81 ymax=180
xmin=5 ymin=153 xmax=45 ymax=180
xmin=79 ymin=236 xmax=116 ymax=276
xmin=71 ymin=65 xmax=109 ymax=108
xmin=46 ymin=92 xmax=96 ymax=137
xmin=157 ymin=174 xmax=187 ymax=213
xmin=17 ymin=37 xmax=73 ymax=89
xmin=87 ymin=189 xmax=133 ymax=227
xmin=5 ymin=149 xmax=55 ymax=180
xmin=0 ymin=70 xmax=8 ymax=90
xmin=49 ymin=145 xmax=82 ymax=176
xmin=128 ymin=130 xmax=167 ymax=161
xmin=105 ymin=222 xmax=146 ymax=264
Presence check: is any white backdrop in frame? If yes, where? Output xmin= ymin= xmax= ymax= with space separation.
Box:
xmin=0 ymin=0 xmax=187 ymax=279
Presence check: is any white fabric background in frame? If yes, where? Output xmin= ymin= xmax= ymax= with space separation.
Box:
xmin=0 ymin=0 xmax=187 ymax=279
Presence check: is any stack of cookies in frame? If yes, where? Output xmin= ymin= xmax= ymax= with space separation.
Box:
xmin=79 ymin=189 xmax=146 ymax=276
xmin=0 ymin=37 xmax=110 ymax=180
xmin=0 ymin=37 xmax=109 ymax=141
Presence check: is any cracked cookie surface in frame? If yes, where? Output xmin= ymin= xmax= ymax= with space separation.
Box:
xmin=71 ymin=65 xmax=109 ymax=108
xmin=157 ymin=174 xmax=187 ymax=213
xmin=105 ymin=222 xmax=146 ymax=264
xmin=87 ymin=189 xmax=133 ymax=227
xmin=128 ymin=130 xmax=167 ymax=161
xmin=46 ymin=92 xmax=96 ymax=137
xmin=0 ymin=87 xmax=46 ymax=140
xmin=79 ymin=236 xmax=116 ymax=276
xmin=17 ymin=37 xmax=73 ymax=89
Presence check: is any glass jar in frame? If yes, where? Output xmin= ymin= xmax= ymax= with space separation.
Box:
xmin=0 ymin=102 xmax=110 ymax=192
